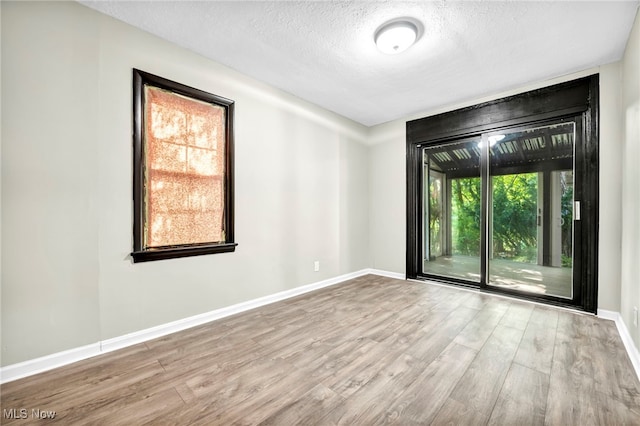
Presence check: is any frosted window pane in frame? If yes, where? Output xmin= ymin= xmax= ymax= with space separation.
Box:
xmin=144 ymin=86 xmax=226 ymax=248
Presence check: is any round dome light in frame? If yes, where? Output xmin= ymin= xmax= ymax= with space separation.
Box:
xmin=374 ymin=20 xmax=418 ymax=55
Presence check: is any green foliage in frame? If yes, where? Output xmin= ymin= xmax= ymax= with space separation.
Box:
xmin=451 ymin=178 xmax=481 ymax=256
xmin=450 ymin=174 xmax=538 ymax=262
xmin=491 ymin=173 xmax=538 ymax=263
xmin=429 ymin=177 xmax=443 ymax=257
xmin=443 ymin=171 xmax=573 ymax=266
xmin=560 ymin=175 xmax=574 ymax=262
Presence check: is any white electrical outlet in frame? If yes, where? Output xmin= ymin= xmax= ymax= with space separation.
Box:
xmin=634 ymin=307 xmax=638 ymax=327
xmin=314 ymin=261 xmax=320 ymax=272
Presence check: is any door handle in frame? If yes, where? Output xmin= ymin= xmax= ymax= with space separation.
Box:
xmin=574 ymin=201 xmax=581 ymax=221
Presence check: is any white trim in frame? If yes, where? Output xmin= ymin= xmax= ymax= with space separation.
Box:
xmin=366 ymin=268 xmax=405 ymax=280
xmin=597 ymin=308 xmax=619 ymax=322
xmin=598 ymin=309 xmax=640 ymax=381
xmin=0 ymin=343 xmax=102 ymax=384
xmin=0 ymin=268 xmax=375 ymax=384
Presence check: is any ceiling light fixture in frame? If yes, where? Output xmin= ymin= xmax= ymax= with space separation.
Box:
xmin=374 ymin=19 xmax=419 ymax=55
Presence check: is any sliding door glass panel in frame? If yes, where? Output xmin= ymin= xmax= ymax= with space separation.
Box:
xmin=487 ymin=123 xmax=574 ymax=298
xmin=423 ymin=139 xmax=481 ymax=282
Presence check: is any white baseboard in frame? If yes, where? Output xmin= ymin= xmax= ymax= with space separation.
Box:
xmin=597 ymin=308 xmax=619 ymax=322
xmin=598 ymin=309 xmax=640 ymax=381
xmin=1 ymin=268 xmax=394 ymax=384
xmin=0 ymin=343 xmax=102 ymax=385
xmin=366 ymin=268 xmax=405 ymax=280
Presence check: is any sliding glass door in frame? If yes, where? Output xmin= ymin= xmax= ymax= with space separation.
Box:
xmin=407 ymin=75 xmax=598 ymax=312
xmin=421 ymin=120 xmax=580 ymax=303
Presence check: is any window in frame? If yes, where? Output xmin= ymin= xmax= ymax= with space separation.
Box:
xmin=132 ymin=69 xmax=236 ymax=262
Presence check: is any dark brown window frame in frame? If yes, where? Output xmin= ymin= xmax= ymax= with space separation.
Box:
xmin=132 ymin=69 xmax=236 ymax=263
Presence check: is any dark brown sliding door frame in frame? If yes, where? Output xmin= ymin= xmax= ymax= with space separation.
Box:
xmin=406 ymin=75 xmax=599 ymax=313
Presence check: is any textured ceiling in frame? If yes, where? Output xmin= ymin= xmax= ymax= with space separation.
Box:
xmin=80 ymin=1 xmax=640 ymax=127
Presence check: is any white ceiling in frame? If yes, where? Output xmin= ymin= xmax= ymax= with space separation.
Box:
xmin=80 ymin=1 xmax=639 ymax=127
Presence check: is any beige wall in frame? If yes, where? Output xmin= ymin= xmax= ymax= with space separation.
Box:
xmin=368 ymin=120 xmax=407 ymax=274
xmin=368 ymin=66 xmax=626 ymax=313
xmin=2 ymin=2 xmax=102 ymax=365
xmin=1 ymin=1 xmax=370 ymax=365
xmin=598 ymin=62 xmax=624 ymax=312
xmin=620 ymin=10 xmax=640 ymax=349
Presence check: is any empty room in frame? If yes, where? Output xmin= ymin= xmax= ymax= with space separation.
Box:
xmin=2 ymin=0 xmax=640 ymax=424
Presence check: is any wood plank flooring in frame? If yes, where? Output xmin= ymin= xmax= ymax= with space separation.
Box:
xmin=2 ymin=275 xmax=639 ymax=425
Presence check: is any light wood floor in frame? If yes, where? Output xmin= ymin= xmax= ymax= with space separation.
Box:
xmin=2 ymin=275 xmax=639 ymax=425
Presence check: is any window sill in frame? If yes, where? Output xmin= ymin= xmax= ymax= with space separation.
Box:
xmin=131 ymin=243 xmax=237 ymax=263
